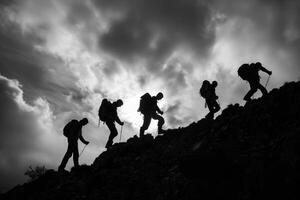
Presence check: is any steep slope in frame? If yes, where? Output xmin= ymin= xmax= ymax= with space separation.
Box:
xmin=2 ymin=81 xmax=300 ymax=200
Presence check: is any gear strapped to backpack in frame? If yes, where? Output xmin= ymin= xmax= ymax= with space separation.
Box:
xmin=238 ymin=64 xmax=258 ymax=81
xmin=138 ymin=93 xmax=153 ymax=114
xmin=98 ymin=99 xmax=112 ymax=122
xmin=63 ymin=120 xmax=79 ymax=137
xmin=200 ymin=81 xmax=211 ymax=99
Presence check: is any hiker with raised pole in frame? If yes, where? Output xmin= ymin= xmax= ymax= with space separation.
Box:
xmin=138 ymin=92 xmax=165 ymax=137
xmin=98 ymin=99 xmax=124 ymax=148
xmin=238 ymin=62 xmax=272 ymax=102
xmin=58 ymin=118 xmax=89 ymax=172
xmin=200 ymin=80 xmax=221 ymax=120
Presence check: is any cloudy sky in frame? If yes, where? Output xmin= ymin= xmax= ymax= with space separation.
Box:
xmin=0 ymin=0 xmax=300 ymax=192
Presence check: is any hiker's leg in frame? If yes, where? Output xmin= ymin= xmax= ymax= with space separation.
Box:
xmin=206 ymin=99 xmax=214 ymax=113
xmin=72 ymin=142 xmax=79 ymax=168
xmin=108 ymin=121 xmax=118 ymax=140
xmin=244 ymin=82 xmax=258 ymax=101
xmin=106 ymin=121 xmax=117 ymax=148
xmin=140 ymin=115 xmax=151 ymax=136
xmin=206 ymin=99 xmax=215 ymax=119
xmin=152 ymin=113 xmax=165 ymax=132
xmin=205 ymin=112 xmax=214 ymax=120
xmin=212 ymin=100 xmax=220 ymax=113
xmin=58 ymin=142 xmax=73 ymax=170
xmin=257 ymin=83 xmax=268 ymax=96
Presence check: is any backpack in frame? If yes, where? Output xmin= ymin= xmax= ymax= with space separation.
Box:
xmin=98 ymin=99 xmax=112 ymax=122
xmin=200 ymin=81 xmax=211 ymax=99
xmin=138 ymin=93 xmax=153 ymax=114
xmin=238 ymin=64 xmax=258 ymax=81
xmin=63 ymin=120 xmax=79 ymax=137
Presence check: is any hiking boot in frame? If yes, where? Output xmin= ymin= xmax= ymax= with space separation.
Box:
xmin=105 ymin=140 xmax=113 ymax=149
xmin=71 ymin=165 xmax=80 ymax=172
xmin=58 ymin=166 xmax=68 ymax=173
xmin=243 ymin=96 xmax=251 ymax=102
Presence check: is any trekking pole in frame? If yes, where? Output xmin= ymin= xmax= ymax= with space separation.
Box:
xmin=79 ymin=144 xmax=88 ymax=158
xmin=265 ymin=75 xmax=271 ymax=88
xmin=119 ymin=125 xmax=123 ymax=142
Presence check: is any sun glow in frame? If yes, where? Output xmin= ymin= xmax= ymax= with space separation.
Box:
xmin=120 ymin=94 xmax=161 ymax=134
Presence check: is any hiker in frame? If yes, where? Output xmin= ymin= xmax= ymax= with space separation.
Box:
xmin=238 ymin=62 xmax=272 ymax=102
xmin=199 ymin=80 xmax=220 ymax=119
xmin=58 ymin=118 xmax=89 ymax=171
xmin=138 ymin=92 xmax=165 ymax=137
xmin=98 ymin=99 xmax=124 ymax=148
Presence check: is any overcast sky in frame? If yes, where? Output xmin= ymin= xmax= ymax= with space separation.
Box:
xmin=1 ymin=0 xmax=300 ymax=192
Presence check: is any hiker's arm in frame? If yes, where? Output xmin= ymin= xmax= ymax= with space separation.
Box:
xmin=79 ymin=130 xmax=89 ymax=145
xmin=258 ymin=65 xmax=272 ymax=75
xmin=156 ymin=105 xmax=163 ymax=115
xmin=115 ymin=114 xmax=124 ymax=125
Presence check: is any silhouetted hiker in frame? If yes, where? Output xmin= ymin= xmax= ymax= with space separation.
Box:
xmin=98 ymin=99 xmax=124 ymax=148
xmin=238 ymin=62 xmax=272 ymax=102
xmin=200 ymin=80 xmax=220 ymax=119
xmin=58 ymin=118 xmax=89 ymax=171
xmin=138 ymin=92 xmax=165 ymax=137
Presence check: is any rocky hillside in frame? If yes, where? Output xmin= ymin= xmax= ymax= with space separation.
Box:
xmin=2 ymin=81 xmax=300 ymax=200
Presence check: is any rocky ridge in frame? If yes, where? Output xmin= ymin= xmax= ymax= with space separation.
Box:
xmin=2 ymin=81 xmax=300 ymax=200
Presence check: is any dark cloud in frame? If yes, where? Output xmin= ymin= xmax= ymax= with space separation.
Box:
xmin=165 ymin=101 xmax=190 ymax=127
xmin=0 ymin=76 xmax=43 ymax=192
xmin=166 ymin=101 xmax=181 ymax=114
xmin=0 ymin=0 xmax=15 ymax=7
xmin=137 ymin=75 xmax=148 ymax=87
xmin=0 ymin=15 xmax=84 ymax=114
xmin=0 ymin=20 xmax=48 ymax=98
xmin=213 ymin=0 xmax=300 ymax=76
xmin=102 ymin=59 xmax=120 ymax=77
xmin=167 ymin=115 xmax=183 ymax=127
xmin=65 ymin=0 xmax=94 ymax=26
xmin=94 ymin=0 xmax=215 ymax=69
xmin=161 ymin=63 xmax=187 ymax=94
xmin=160 ymin=57 xmax=196 ymax=93
xmin=0 ymin=16 xmax=45 ymax=84
xmin=166 ymin=104 xmax=182 ymax=127
xmin=100 ymin=16 xmax=153 ymax=61
xmin=63 ymin=0 xmax=100 ymax=50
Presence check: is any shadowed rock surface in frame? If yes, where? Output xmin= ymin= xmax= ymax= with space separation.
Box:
xmin=2 ymin=81 xmax=300 ymax=200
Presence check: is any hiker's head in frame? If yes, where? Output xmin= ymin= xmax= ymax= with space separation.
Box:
xmin=255 ymin=62 xmax=262 ymax=67
xmin=212 ymin=81 xmax=218 ymax=87
xmin=115 ymin=99 xmax=123 ymax=107
xmin=80 ymin=118 xmax=89 ymax=126
xmin=156 ymin=92 xmax=163 ymax=100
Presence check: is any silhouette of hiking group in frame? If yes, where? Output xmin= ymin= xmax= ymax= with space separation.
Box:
xmin=58 ymin=62 xmax=272 ymax=171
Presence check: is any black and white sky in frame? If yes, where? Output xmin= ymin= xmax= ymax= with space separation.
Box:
xmin=1 ymin=0 xmax=300 ymax=192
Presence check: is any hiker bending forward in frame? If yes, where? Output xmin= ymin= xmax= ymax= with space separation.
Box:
xmin=105 ymin=99 xmax=124 ymax=148
xmin=238 ymin=62 xmax=272 ymax=102
xmin=139 ymin=92 xmax=165 ymax=137
xmin=58 ymin=118 xmax=89 ymax=171
xmin=200 ymin=80 xmax=220 ymax=120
